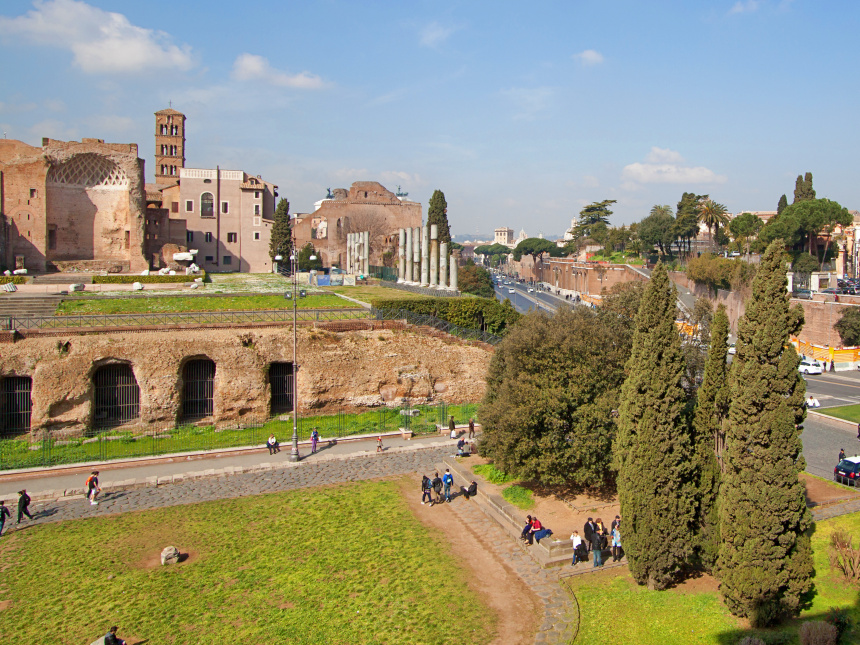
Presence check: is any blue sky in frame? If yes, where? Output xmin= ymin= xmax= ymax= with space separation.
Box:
xmin=0 ymin=0 xmax=857 ymax=238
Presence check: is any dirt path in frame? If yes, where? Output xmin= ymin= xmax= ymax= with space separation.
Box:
xmin=398 ymin=477 xmax=541 ymax=645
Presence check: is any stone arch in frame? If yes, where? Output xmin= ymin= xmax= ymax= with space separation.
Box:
xmin=0 ymin=374 xmax=32 ymax=437
xmin=179 ymin=356 xmax=216 ymax=421
xmin=90 ymin=360 xmax=140 ymax=429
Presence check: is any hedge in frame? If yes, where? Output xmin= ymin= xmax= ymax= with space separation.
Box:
xmin=93 ymin=271 xmax=207 ymax=284
xmin=371 ymin=297 xmax=520 ymax=335
xmin=0 ymin=276 xmax=29 ymax=285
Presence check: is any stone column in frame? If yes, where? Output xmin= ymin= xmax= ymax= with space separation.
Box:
xmin=429 ymin=224 xmax=439 ymax=288
xmin=362 ymin=231 xmax=370 ymax=275
xmin=398 ymin=228 xmax=406 ymax=282
xmin=439 ymin=242 xmax=448 ymax=289
xmin=405 ymin=227 xmax=413 ymax=282
xmin=413 ymin=226 xmax=420 ymax=283
xmin=450 ymin=249 xmax=459 ymax=292
xmin=346 ymin=234 xmax=353 ymax=273
xmin=420 ymin=224 xmax=429 ymax=286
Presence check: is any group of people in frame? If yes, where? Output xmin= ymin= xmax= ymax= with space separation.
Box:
xmin=266 ymin=428 xmax=321 ymax=456
xmin=0 ymin=489 xmax=33 ymax=536
xmin=571 ymin=516 xmax=622 ymax=567
xmin=520 ymin=515 xmax=553 ymax=545
xmin=421 ymin=470 xmax=477 ymax=506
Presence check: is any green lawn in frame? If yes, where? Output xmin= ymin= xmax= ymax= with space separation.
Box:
xmin=0 ymin=403 xmax=479 ymax=470
xmin=0 ymin=480 xmax=496 ymax=645
xmin=56 ymin=293 xmax=353 ymax=315
xmin=321 ymin=285 xmax=436 ymax=304
xmin=568 ymin=512 xmax=860 ymax=644
xmin=816 ymin=404 xmax=860 ymax=424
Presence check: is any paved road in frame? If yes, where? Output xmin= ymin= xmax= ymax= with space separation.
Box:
xmin=804 ymin=371 xmax=860 ymax=408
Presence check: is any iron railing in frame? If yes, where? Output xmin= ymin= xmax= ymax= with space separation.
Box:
xmin=1 ymin=376 xmax=32 ymax=436
xmin=93 ymin=364 xmax=140 ymax=429
xmin=372 ymin=308 xmax=503 ymax=345
xmin=0 ymin=402 xmax=480 ymax=471
xmin=1 ymin=308 xmax=371 ymax=330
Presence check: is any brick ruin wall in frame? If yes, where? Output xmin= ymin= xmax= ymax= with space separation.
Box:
xmin=0 ymin=325 xmax=491 ymax=438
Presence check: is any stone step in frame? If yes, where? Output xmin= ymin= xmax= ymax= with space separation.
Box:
xmin=30 ymin=275 xmax=94 ymax=284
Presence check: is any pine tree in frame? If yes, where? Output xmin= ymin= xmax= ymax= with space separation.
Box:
xmin=717 ymin=240 xmax=812 ymax=627
xmin=427 ymin=190 xmax=451 ymax=245
xmin=792 ymin=172 xmax=816 ymax=203
xmin=777 ymin=194 xmax=788 ymax=215
xmin=614 ymin=262 xmax=695 ymax=590
xmin=692 ymin=304 xmax=729 ymax=570
xmin=269 ymin=198 xmax=292 ymax=260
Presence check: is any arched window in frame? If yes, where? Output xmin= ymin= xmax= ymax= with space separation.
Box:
xmin=201 ymin=192 xmax=214 ymax=217
xmin=269 ymin=362 xmax=294 ymax=414
xmin=1 ymin=376 xmax=32 ymax=436
xmin=182 ymin=359 xmax=215 ymax=420
xmin=93 ymin=364 xmax=140 ymax=429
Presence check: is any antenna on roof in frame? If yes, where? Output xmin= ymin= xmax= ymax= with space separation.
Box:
xmin=169 ymin=100 xmax=172 ymax=108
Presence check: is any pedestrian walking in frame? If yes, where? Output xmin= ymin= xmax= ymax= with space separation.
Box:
xmin=839 ymin=448 xmax=846 ymax=462
xmin=449 ymin=415 xmax=456 ymax=438
xmin=376 ymin=436 xmax=383 ymax=453
xmin=432 ymin=472 xmax=443 ymax=504
xmin=442 ymin=469 xmax=454 ymax=502
xmin=17 ymin=490 xmax=32 ymax=524
xmin=310 ymin=428 xmax=319 ymax=454
xmin=85 ymin=471 xmax=101 ymax=505
xmin=421 ymin=475 xmax=434 ymax=505
xmin=266 ymin=434 xmax=280 ymax=455
xmin=0 ymin=500 xmax=10 ymax=537
xmin=611 ymin=525 xmax=622 ymax=562
xmin=468 ymin=418 xmax=475 ymax=439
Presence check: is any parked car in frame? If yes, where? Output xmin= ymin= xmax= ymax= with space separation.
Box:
xmin=834 ymin=456 xmax=860 ymax=486
xmin=820 ymin=288 xmax=841 ymax=295
xmin=792 ymin=289 xmax=813 ymax=300
xmin=727 ymin=343 xmax=737 ymax=355
xmin=798 ymin=359 xmax=823 ymax=375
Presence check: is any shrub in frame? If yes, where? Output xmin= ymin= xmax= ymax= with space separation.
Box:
xmin=799 ymin=621 xmax=838 ymax=645
xmin=825 ymin=607 xmax=851 ymax=641
xmin=737 ymin=638 xmax=765 ymax=645
xmin=93 ymin=271 xmax=207 ymax=284
xmin=0 ymin=276 xmax=28 ymax=285
xmin=686 ymin=253 xmax=756 ymax=294
xmin=370 ymin=297 xmax=520 ymax=335
xmin=472 ymin=463 xmax=516 ymax=485
xmin=502 ymin=484 xmax=535 ymax=510
xmin=828 ymin=528 xmax=860 ymax=583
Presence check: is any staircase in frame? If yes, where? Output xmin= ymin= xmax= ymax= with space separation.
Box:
xmin=30 ymin=273 xmax=95 ymax=285
xmin=0 ymin=294 xmax=63 ymax=318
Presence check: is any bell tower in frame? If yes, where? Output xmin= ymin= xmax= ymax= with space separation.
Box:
xmin=154 ymin=107 xmax=186 ymax=186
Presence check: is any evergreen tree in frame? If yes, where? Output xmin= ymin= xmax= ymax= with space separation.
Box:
xmin=777 ymin=194 xmax=788 ymax=215
xmin=692 ymin=304 xmax=729 ymax=570
xmin=269 ymin=198 xmax=292 ymax=260
xmin=614 ymin=262 xmax=695 ymax=590
xmin=792 ymin=172 xmax=816 ymax=203
xmin=427 ymin=190 xmax=451 ymax=245
xmin=717 ymin=240 xmax=812 ymax=627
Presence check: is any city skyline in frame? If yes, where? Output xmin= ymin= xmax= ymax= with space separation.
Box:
xmin=1 ymin=0 xmax=856 ymax=236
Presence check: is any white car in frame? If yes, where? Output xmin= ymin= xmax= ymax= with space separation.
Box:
xmin=727 ymin=343 xmax=736 ymax=355
xmin=528 ymin=288 xmax=534 ymax=292
xmin=799 ymin=359 xmax=823 ymax=375
xmin=508 ymin=288 xmax=515 ymax=294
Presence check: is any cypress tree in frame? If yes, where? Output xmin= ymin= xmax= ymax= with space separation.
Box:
xmin=614 ymin=262 xmax=695 ymax=590
xmin=777 ymin=194 xmax=788 ymax=215
xmin=692 ymin=303 xmax=729 ymax=570
xmin=427 ymin=190 xmax=451 ymax=245
xmin=792 ymin=172 xmax=815 ymax=203
xmin=717 ymin=240 xmax=812 ymax=627
xmin=269 ymin=198 xmax=292 ymax=260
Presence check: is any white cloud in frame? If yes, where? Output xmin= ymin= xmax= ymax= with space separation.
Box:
xmin=622 ymin=148 xmax=726 ymax=185
xmin=501 ymin=86 xmax=555 ymax=121
xmin=729 ymin=1 xmax=760 ymax=14
xmin=231 ymin=53 xmax=325 ymax=89
xmin=379 ymin=170 xmax=423 ymax=186
xmin=574 ymin=49 xmax=604 ymax=66
xmin=582 ymin=175 xmax=600 ymax=189
xmin=30 ymin=119 xmax=77 ymax=141
xmin=420 ymin=22 xmax=458 ymax=47
xmin=87 ymin=114 xmax=135 ymax=135
xmin=44 ymin=99 xmax=66 ymax=112
xmin=0 ymin=0 xmax=194 ymax=74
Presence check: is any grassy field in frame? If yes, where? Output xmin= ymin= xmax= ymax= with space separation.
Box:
xmin=0 ymin=403 xmax=479 ymax=470
xmin=56 ymin=293 xmax=353 ymax=315
xmin=0 ymin=480 xmax=496 ymax=645
xmin=817 ymin=403 xmax=860 ymax=424
xmin=568 ymin=512 xmax=860 ymax=644
xmin=321 ymin=284 xmax=435 ymax=304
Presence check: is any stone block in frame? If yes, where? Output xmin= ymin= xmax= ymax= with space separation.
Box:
xmin=160 ymin=545 xmax=180 ymax=566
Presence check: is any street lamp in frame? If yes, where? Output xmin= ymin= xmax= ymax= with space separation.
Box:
xmin=290 ymin=241 xmax=317 ymax=462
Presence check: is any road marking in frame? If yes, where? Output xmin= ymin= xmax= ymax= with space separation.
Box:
xmin=806 ymin=376 xmax=860 ymax=390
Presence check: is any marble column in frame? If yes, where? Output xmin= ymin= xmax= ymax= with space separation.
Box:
xmin=439 ymin=242 xmax=448 ymax=289
xmin=362 ymin=231 xmax=370 ymax=275
xmin=398 ymin=228 xmax=406 ymax=282
xmin=420 ymin=224 xmax=429 ymax=286
xmin=405 ymin=227 xmax=413 ymax=282
xmin=346 ymin=234 xmax=353 ymax=273
xmin=412 ymin=226 xmax=420 ymax=284
xmin=429 ymin=224 xmax=438 ymax=287
xmin=450 ymin=249 xmax=460 ymax=292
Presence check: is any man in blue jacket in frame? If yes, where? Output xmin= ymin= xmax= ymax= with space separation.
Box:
xmin=442 ymin=469 xmax=454 ymax=502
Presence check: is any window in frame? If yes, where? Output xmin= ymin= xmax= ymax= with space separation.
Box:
xmin=29 ymin=189 xmax=37 ymax=199
xmin=124 ymin=231 xmax=130 ymax=250
xmin=221 ymin=201 xmax=229 ymax=214
xmin=205 ymin=232 xmax=213 ymax=243
xmin=186 ymin=200 xmax=193 ymax=212
xmin=254 ymin=191 xmax=260 ymax=199
xmin=186 ymin=231 xmax=194 ymax=244
xmin=92 ymin=364 xmax=140 ymax=429
xmin=48 ymin=229 xmax=56 ymax=250
xmin=254 ymin=232 xmax=260 ymax=240
xmin=161 ymin=165 xmax=167 ymax=175
xmin=1 ymin=376 xmax=32 ymax=436
xmin=201 ymin=192 xmax=214 ymax=217
xmin=223 ymin=255 xmax=232 ymax=265
xmin=269 ymin=363 xmax=294 ymax=414
xmin=181 ymin=359 xmax=215 ymax=421
xmin=227 ymin=232 xmax=237 ymax=243
xmin=160 ymin=124 xmax=167 ymax=135
xmin=171 ymin=202 xmax=178 ymax=213
xmin=254 ymin=204 xmax=260 ymax=215
xmin=205 ymin=255 xmax=214 ymax=262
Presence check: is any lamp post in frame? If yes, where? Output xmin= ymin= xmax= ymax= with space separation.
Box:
xmin=290 ymin=240 xmax=316 ymax=462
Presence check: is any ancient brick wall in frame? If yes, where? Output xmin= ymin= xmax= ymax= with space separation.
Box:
xmin=0 ymin=325 xmax=491 ymax=437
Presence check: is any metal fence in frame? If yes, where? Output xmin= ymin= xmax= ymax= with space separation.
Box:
xmin=372 ymin=308 xmax=503 ymax=345
xmin=92 ymin=364 xmax=140 ymax=429
xmin=368 ymin=265 xmax=399 ymax=282
xmin=381 ymin=282 xmax=461 ymax=298
xmin=0 ymin=401 xmax=480 ymax=471
xmin=1 ymin=308 xmax=371 ymax=330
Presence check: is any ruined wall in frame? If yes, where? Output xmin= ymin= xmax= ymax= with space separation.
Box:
xmin=0 ymin=325 xmax=491 ymax=437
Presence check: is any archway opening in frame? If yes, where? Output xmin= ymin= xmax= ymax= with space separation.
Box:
xmin=182 ymin=359 xmax=216 ymax=421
